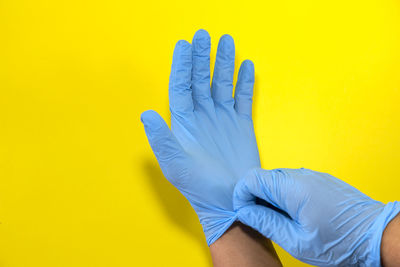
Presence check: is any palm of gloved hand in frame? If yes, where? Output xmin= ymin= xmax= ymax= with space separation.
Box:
xmin=141 ymin=29 xmax=260 ymax=245
xmin=234 ymin=168 xmax=400 ymax=266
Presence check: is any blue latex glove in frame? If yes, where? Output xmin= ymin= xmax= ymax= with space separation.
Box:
xmin=141 ymin=29 xmax=260 ymax=245
xmin=234 ymin=168 xmax=400 ymax=266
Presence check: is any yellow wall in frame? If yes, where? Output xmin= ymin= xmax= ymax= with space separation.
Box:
xmin=1 ymin=0 xmax=400 ymax=266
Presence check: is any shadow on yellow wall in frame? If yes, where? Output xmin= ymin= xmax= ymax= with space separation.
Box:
xmin=142 ymin=159 xmax=212 ymax=262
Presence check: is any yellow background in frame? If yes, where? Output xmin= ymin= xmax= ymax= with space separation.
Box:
xmin=1 ymin=0 xmax=400 ymax=266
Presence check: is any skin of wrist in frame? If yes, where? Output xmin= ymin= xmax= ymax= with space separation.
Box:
xmin=210 ymin=222 xmax=282 ymax=267
xmin=381 ymin=212 xmax=400 ymax=267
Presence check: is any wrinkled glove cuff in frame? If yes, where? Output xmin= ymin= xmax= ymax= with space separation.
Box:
xmin=203 ymin=212 xmax=238 ymax=246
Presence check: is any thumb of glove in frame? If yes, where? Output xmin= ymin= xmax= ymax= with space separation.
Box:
xmin=233 ymin=168 xmax=299 ymax=248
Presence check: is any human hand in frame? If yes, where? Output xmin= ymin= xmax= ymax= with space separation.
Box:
xmin=233 ymin=168 xmax=400 ymax=266
xmin=141 ymin=29 xmax=260 ymax=245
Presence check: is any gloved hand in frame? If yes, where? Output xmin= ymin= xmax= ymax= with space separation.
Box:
xmin=233 ymin=168 xmax=400 ymax=266
xmin=141 ymin=29 xmax=260 ymax=245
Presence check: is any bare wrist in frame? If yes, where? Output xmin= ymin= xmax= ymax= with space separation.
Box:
xmin=210 ymin=222 xmax=281 ymax=267
xmin=381 ymin=212 xmax=400 ymax=267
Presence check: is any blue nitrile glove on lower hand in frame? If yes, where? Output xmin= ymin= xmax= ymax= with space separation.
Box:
xmin=141 ymin=29 xmax=260 ymax=245
xmin=233 ymin=168 xmax=400 ymax=266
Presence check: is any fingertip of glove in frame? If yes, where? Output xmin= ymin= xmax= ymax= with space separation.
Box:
xmin=175 ymin=40 xmax=191 ymax=51
xmin=218 ymin=34 xmax=235 ymax=56
xmin=238 ymin=60 xmax=255 ymax=81
xmin=140 ymin=110 xmax=163 ymax=130
xmin=220 ymin=34 xmax=234 ymax=43
xmin=241 ymin=59 xmax=254 ymax=69
xmin=140 ymin=109 xmax=155 ymax=123
xmin=193 ymin=29 xmax=210 ymax=41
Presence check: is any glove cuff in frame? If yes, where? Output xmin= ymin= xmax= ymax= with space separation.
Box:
xmin=203 ymin=212 xmax=238 ymax=246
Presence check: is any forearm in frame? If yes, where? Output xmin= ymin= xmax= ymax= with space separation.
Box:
xmin=381 ymin=212 xmax=400 ymax=267
xmin=210 ymin=222 xmax=282 ymax=267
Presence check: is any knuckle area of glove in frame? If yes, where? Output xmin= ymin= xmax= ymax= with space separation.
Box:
xmin=214 ymin=98 xmax=235 ymax=108
xmin=235 ymin=112 xmax=253 ymax=122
